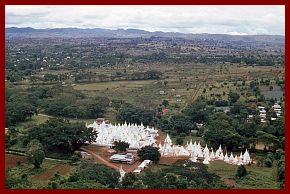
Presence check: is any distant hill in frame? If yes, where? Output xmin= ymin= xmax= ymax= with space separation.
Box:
xmin=5 ymin=27 xmax=285 ymax=44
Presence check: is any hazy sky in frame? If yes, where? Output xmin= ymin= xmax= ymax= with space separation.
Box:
xmin=5 ymin=5 xmax=285 ymax=35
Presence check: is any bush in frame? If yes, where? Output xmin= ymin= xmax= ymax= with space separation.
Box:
xmin=137 ymin=146 xmax=161 ymax=162
xmin=70 ymin=154 xmax=80 ymax=164
xmin=266 ymin=152 xmax=275 ymax=161
xmin=48 ymin=181 xmax=58 ymax=189
xmin=176 ymin=137 xmax=184 ymax=145
xmin=264 ymin=158 xmax=273 ymax=167
xmin=112 ymin=140 xmax=129 ymax=152
xmin=236 ymin=165 xmax=247 ymax=179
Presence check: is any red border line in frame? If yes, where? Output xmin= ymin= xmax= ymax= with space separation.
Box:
xmin=3 ymin=0 xmax=286 ymax=5
xmin=1 ymin=1 xmax=288 ymax=194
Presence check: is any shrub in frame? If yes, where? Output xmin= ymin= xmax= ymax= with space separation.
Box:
xmin=264 ymin=158 xmax=273 ymax=167
xmin=176 ymin=137 xmax=184 ymax=145
xmin=236 ymin=165 xmax=247 ymax=179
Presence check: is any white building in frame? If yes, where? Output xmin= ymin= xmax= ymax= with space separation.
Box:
xmin=159 ymin=134 xmax=251 ymax=166
xmin=87 ymin=121 xmax=159 ymax=149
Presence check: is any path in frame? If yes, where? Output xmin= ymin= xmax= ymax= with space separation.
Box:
xmin=5 ymin=150 xmax=69 ymax=162
xmin=38 ymin=113 xmax=54 ymax=118
xmin=80 ymin=147 xmax=142 ymax=172
xmin=80 ymin=147 xmax=120 ymax=170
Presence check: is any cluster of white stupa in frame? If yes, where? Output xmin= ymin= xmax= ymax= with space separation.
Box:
xmin=159 ymin=134 xmax=252 ymax=166
xmin=87 ymin=121 xmax=159 ymax=149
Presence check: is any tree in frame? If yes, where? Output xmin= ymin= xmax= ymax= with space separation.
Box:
xmin=162 ymin=100 xmax=169 ymax=107
xmin=204 ymin=112 xmax=246 ymax=151
xmin=84 ymin=101 xmax=107 ymax=118
xmin=112 ymin=141 xmax=129 ymax=152
xmin=5 ymin=169 xmax=32 ymax=189
xmin=117 ymin=106 xmax=154 ymax=125
xmin=264 ymin=158 xmax=273 ymax=167
xmin=132 ymin=180 xmax=146 ymax=188
xmin=28 ymin=118 xmax=97 ymax=153
xmin=256 ymin=130 xmax=279 ymax=150
xmin=183 ymin=98 xmax=209 ymax=123
xmin=228 ymin=92 xmax=240 ymax=104
xmin=170 ymin=114 xmax=193 ymax=134
xmin=157 ymin=118 xmax=172 ymax=131
xmin=26 ymin=139 xmax=45 ymax=169
xmin=176 ymin=137 xmax=184 ymax=145
xmin=6 ymin=101 xmax=36 ymax=127
xmin=137 ymin=146 xmax=161 ymax=162
xmin=121 ymin=173 xmax=138 ymax=188
xmin=67 ymin=161 xmax=119 ymax=188
xmin=235 ymin=165 xmax=247 ymax=179
xmin=277 ymin=155 xmax=285 ymax=188
xmin=5 ymin=128 xmax=17 ymax=149
xmin=164 ymin=80 xmax=168 ymax=87
xmin=269 ymin=86 xmax=273 ymax=91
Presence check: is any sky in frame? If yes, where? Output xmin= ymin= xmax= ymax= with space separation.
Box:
xmin=5 ymin=5 xmax=285 ymax=35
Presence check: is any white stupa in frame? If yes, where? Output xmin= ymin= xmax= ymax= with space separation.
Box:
xmin=233 ymin=156 xmax=238 ymax=165
xmin=203 ymin=145 xmax=210 ymax=156
xmin=210 ymin=149 xmax=215 ymax=160
xmin=243 ymin=149 xmax=251 ymax=164
xmin=119 ymin=165 xmax=126 ymax=182
xmin=88 ymin=121 xmax=158 ymax=149
xmin=229 ymin=152 xmax=234 ymax=163
xmin=224 ymin=153 xmax=229 ymax=163
xmin=203 ymin=155 xmax=210 ymax=164
xmin=198 ymin=148 xmax=204 ymax=158
xmin=218 ymin=152 xmax=224 ymax=160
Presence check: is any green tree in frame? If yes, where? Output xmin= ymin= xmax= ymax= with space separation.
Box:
xmin=176 ymin=137 xmax=184 ymax=145
xmin=164 ymin=80 xmax=168 ymax=87
xmin=121 ymin=173 xmax=138 ymax=188
xmin=162 ymin=100 xmax=169 ymax=107
xmin=183 ymin=98 xmax=209 ymax=123
xmin=277 ymin=155 xmax=285 ymax=188
xmin=170 ymin=114 xmax=193 ymax=134
xmin=6 ymin=101 xmax=36 ymax=127
xmin=67 ymin=161 xmax=119 ymax=187
xmin=263 ymin=158 xmax=273 ymax=167
xmin=228 ymin=92 xmax=240 ymax=104
xmin=28 ymin=118 xmax=97 ymax=153
xmin=5 ymin=169 xmax=32 ymax=189
xmin=137 ymin=146 xmax=161 ymax=162
xmin=117 ymin=106 xmax=154 ymax=125
xmin=269 ymin=85 xmax=273 ymax=91
xmin=26 ymin=139 xmax=45 ymax=169
xmin=235 ymin=165 xmax=247 ymax=179
xmin=112 ymin=140 xmax=129 ymax=152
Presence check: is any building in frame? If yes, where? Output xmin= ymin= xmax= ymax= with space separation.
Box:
xmin=133 ymin=160 xmax=152 ymax=174
xmin=96 ymin=118 xmax=105 ymax=125
xmin=272 ymin=102 xmax=282 ymax=118
xmin=214 ymin=106 xmax=231 ymax=113
xmin=110 ymin=153 xmax=134 ymax=164
xmin=80 ymin=151 xmax=93 ymax=159
xmin=87 ymin=121 xmax=158 ymax=149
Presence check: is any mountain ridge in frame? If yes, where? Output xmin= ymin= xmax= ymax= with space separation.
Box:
xmin=5 ymin=27 xmax=285 ymax=44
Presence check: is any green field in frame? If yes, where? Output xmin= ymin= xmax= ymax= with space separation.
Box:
xmin=208 ymin=160 xmax=279 ymax=189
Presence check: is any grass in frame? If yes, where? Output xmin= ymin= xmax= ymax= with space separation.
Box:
xmin=208 ymin=160 xmax=280 ymax=189
xmin=73 ymin=80 xmax=155 ymax=91
xmin=15 ymin=114 xmax=49 ymax=133
xmin=259 ymin=85 xmax=283 ymax=100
